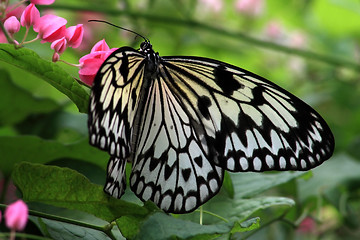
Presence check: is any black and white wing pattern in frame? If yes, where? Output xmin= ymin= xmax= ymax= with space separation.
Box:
xmin=88 ymin=41 xmax=334 ymax=213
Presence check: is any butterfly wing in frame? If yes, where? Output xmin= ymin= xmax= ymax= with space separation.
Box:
xmin=129 ymin=71 xmax=224 ymax=213
xmin=158 ymin=56 xmax=334 ymax=172
xmin=88 ymin=47 xmax=147 ymax=197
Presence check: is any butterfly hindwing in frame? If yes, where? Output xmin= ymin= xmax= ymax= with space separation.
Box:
xmin=104 ymin=156 xmax=127 ymax=198
xmin=129 ymin=73 xmax=224 ymax=213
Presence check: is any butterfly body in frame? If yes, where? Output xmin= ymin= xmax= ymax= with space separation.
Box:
xmin=88 ymin=40 xmax=334 ymax=213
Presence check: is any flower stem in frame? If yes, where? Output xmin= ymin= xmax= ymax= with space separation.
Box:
xmin=22 ymin=36 xmax=40 ymax=45
xmin=58 ymin=59 xmax=81 ymax=67
xmin=9 ymin=229 xmax=15 ymax=240
xmin=21 ymin=27 xmax=30 ymax=45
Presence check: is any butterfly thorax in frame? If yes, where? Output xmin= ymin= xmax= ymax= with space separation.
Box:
xmin=139 ymin=41 xmax=160 ymax=78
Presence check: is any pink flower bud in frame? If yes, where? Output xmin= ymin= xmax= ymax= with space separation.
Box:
xmin=20 ymin=3 xmax=40 ymax=27
xmin=235 ymin=0 xmax=264 ymax=17
xmin=66 ymin=24 xmax=84 ymax=48
xmin=4 ymin=16 xmax=20 ymax=35
xmin=52 ymin=52 xmax=60 ymax=62
xmin=51 ymin=37 xmax=67 ymax=54
xmin=78 ymin=48 xmax=116 ymax=86
xmin=30 ymin=0 xmax=55 ymax=5
xmin=33 ymin=14 xmax=67 ymax=43
xmin=5 ymin=200 xmax=28 ymax=231
xmin=91 ymin=39 xmax=110 ymax=53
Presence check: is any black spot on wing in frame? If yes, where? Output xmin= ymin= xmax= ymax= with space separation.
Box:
xmin=131 ymin=88 xmax=137 ymax=110
xmin=119 ymin=53 xmax=129 ymax=81
xmin=251 ymin=86 xmax=266 ymax=105
xmin=181 ymin=168 xmax=191 ymax=182
xmin=197 ymin=95 xmax=212 ymax=120
xmin=213 ymin=65 xmax=244 ymax=95
xmin=164 ymin=165 xmax=173 ymax=180
xmin=194 ymin=156 xmax=203 ymax=168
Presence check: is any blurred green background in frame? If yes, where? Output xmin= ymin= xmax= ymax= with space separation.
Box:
xmin=1 ymin=0 xmax=360 ymax=239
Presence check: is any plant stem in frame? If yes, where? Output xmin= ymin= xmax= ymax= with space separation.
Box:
xmin=195 ymin=209 xmax=229 ymax=223
xmin=46 ymin=4 xmax=360 ymax=72
xmin=0 ymin=232 xmax=52 ymax=240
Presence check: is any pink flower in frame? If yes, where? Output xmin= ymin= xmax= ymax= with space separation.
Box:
xmin=5 ymin=200 xmax=28 ymax=231
xmin=265 ymin=21 xmax=284 ymax=40
xmin=199 ymin=0 xmax=223 ymax=13
xmin=20 ymin=3 xmax=40 ymax=27
xmin=78 ymin=41 xmax=117 ymax=85
xmin=30 ymin=0 xmax=55 ymax=5
xmin=91 ymin=39 xmax=110 ymax=52
xmin=4 ymin=4 xmax=26 ymax=19
xmin=297 ymin=217 xmax=316 ymax=234
xmin=51 ymin=37 xmax=67 ymax=54
xmin=66 ymin=24 xmax=84 ymax=48
xmin=235 ymin=0 xmax=264 ymax=17
xmin=33 ymin=14 xmax=67 ymax=43
xmin=289 ymin=31 xmax=307 ymax=49
xmin=4 ymin=16 xmax=20 ymax=35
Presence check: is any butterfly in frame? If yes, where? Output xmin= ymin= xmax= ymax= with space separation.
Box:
xmin=88 ymin=38 xmax=334 ymax=214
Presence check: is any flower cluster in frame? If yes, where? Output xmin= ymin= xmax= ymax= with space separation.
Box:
xmin=0 ymin=0 xmax=116 ymax=86
xmin=1 ymin=0 xmax=84 ymax=62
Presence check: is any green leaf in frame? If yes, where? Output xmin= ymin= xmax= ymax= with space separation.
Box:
xmin=32 ymin=217 xmax=112 ymax=240
xmin=222 ymin=171 xmax=234 ymax=198
xmin=0 ymin=69 xmax=59 ymax=126
xmin=116 ymin=215 xmax=142 ymax=240
xmin=136 ymin=212 xmax=230 ymax=240
xmin=231 ymin=217 xmax=260 ymax=233
xmin=230 ymin=171 xmax=306 ymax=198
xmin=12 ymin=162 xmax=148 ymax=222
xmin=0 ymin=135 xmax=108 ymax=176
xmin=204 ymin=194 xmax=295 ymax=222
xmin=298 ymin=154 xmax=360 ymax=201
xmin=0 ymin=44 xmax=89 ymax=113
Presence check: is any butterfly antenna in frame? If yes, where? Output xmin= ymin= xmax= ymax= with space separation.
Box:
xmin=88 ymin=19 xmax=149 ymax=42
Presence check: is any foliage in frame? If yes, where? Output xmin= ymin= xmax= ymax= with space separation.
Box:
xmin=1 ymin=0 xmax=360 ymax=239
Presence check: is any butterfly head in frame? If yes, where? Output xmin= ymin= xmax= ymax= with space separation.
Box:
xmin=140 ymin=41 xmax=153 ymax=54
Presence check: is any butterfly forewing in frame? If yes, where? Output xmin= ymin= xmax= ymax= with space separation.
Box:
xmin=88 ymin=42 xmax=334 ymax=214
xmin=161 ymin=56 xmax=334 ymax=172
xmin=89 ymin=48 xmax=148 ymax=197
xmin=89 ymin=47 xmax=146 ymax=158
